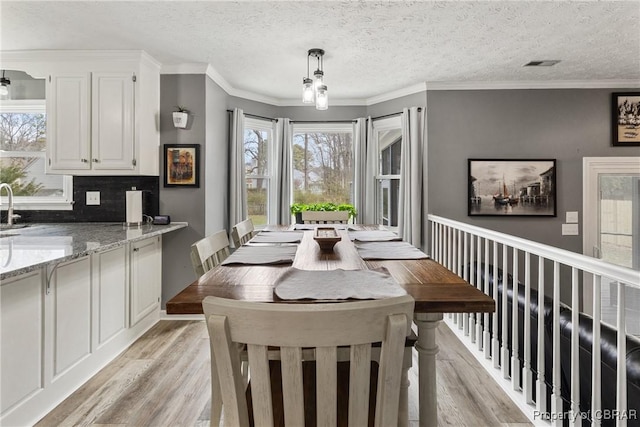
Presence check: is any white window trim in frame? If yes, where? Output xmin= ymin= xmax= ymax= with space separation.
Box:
xmin=373 ymin=116 xmax=402 ymax=229
xmin=0 ymin=99 xmax=73 ymax=210
xmin=244 ymin=117 xmax=275 ymax=227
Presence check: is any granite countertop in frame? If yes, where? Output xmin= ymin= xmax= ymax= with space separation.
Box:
xmin=0 ymin=222 xmax=188 ymax=280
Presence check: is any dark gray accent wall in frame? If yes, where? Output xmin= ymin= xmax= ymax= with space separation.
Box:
xmin=427 ymin=88 xmax=640 ymax=254
xmin=160 ymin=74 xmax=208 ymax=307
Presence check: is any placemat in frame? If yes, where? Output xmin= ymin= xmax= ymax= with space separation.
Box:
xmin=355 ymin=241 xmax=429 ymax=260
xmin=348 ymin=230 xmax=402 ymax=242
xmin=250 ymin=231 xmax=303 ymax=243
xmin=221 ymin=245 xmax=298 ymax=265
xmin=274 ymin=268 xmax=406 ymax=300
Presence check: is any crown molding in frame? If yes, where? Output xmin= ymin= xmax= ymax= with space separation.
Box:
xmin=424 ymin=79 xmax=640 ymax=90
xmin=365 ymin=82 xmax=428 ymax=106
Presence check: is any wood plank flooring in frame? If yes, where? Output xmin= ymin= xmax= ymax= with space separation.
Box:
xmin=35 ymin=320 xmax=532 ymax=427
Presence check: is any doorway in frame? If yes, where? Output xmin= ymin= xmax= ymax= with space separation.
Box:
xmin=583 ymin=157 xmax=640 ymax=334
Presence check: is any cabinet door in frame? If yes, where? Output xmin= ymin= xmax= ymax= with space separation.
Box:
xmin=130 ymin=236 xmax=161 ymax=326
xmin=92 ymin=246 xmax=127 ymax=348
xmin=51 ymin=256 xmax=92 ymax=378
xmin=0 ymin=271 xmax=44 ymax=417
xmin=47 ymin=73 xmax=91 ymax=171
xmin=91 ymin=73 xmax=135 ymax=170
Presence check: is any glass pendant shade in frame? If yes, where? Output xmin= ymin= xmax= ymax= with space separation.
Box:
xmin=302 ymin=78 xmax=314 ymax=103
xmin=0 ymin=84 xmax=8 ymax=97
xmin=315 ymin=85 xmax=328 ymax=111
xmin=313 ymin=70 xmax=324 ymax=90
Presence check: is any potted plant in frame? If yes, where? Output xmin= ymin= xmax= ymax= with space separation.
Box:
xmin=172 ymin=106 xmax=189 ymax=129
xmin=290 ymin=202 xmax=357 ymax=224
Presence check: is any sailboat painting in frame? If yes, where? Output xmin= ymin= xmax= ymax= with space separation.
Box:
xmin=468 ymin=159 xmax=556 ymax=217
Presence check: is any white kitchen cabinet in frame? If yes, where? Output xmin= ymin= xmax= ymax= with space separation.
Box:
xmin=41 ymin=51 xmax=160 ymax=176
xmin=0 ymin=271 xmax=44 ymax=418
xmin=49 ymin=256 xmax=92 ymax=378
xmin=130 ymin=236 xmax=162 ymax=326
xmin=92 ymin=245 xmax=128 ymax=348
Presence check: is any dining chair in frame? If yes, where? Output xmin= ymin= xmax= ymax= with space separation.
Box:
xmin=301 ymin=210 xmax=349 ymax=224
xmin=190 ymin=230 xmax=231 ymax=278
xmin=203 ymin=294 xmax=415 ymax=427
xmin=230 ymin=218 xmax=255 ymax=248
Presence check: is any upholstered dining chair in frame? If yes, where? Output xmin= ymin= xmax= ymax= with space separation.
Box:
xmin=202 ymin=294 xmax=415 ymax=427
xmin=190 ymin=230 xmax=231 ymax=278
xmin=301 ymin=210 xmax=349 ymax=224
xmin=230 ymin=218 xmax=255 ymax=248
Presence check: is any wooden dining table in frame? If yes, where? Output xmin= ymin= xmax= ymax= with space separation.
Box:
xmin=166 ymin=225 xmax=495 ymax=427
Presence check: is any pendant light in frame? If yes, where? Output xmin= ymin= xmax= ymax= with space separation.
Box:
xmin=301 ymin=49 xmax=328 ymax=110
xmin=0 ymin=71 xmax=10 ymax=98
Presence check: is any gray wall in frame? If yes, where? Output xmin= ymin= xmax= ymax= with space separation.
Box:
xmin=366 ymin=92 xmax=427 ymax=118
xmin=160 ymin=74 xmax=208 ymax=307
xmin=426 ymin=88 xmax=640 ymax=254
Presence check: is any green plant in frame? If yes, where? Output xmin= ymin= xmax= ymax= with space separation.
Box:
xmin=174 ymin=105 xmax=189 ymax=113
xmin=289 ymin=202 xmax=357 ymax=219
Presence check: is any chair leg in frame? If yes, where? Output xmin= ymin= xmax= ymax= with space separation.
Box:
xmin=210 ymin=357 xmax=223 ymax=427
xmin=398 ymin=367 xmax=410 ymax=427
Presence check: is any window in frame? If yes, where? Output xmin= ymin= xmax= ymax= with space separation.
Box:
xmin=244 ymin=118 xmax=273 ymax=227
xmin=0 ymin=100 xmax=72 ymax=210
xmin=292 ymin=124 xmax=353 ymax=205
xmin=374 ymin=117 xmax=402 ymax=227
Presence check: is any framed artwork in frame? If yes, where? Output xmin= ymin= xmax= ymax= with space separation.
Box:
xmin=468 ymin=159 xmax=556 ymax=217
xmin=612 ymin=92 xmax=640 ymax=146
xmin=163 ymin=144 xmax=200 ymax=187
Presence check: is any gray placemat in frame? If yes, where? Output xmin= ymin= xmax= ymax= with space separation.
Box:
xmin=348 ymin=230 xmax=401 ymax=242
xmin=355 ymin=241 xmax=428 ymax=260
xmin=221 ymin=245 xmax=298 ymax=265
xmin=250 ymin=231 xmax=303 ymax=243
xmin=274 ymin=268 xmax=406 ymax=300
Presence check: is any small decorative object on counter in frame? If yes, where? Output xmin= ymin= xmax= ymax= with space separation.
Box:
xmin=313 ymin=227 xmax=341 ymax=252
xmin=172 ymin=106 xmax=189 ymax=129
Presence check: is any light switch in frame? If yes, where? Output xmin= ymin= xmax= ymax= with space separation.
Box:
xmin=566 ymin=211 xmax=579 ymax=223
xmin=562 ymin=223 xmax=579 ymax=236
xmin=86 ymin=191 xmax=100 ymax=205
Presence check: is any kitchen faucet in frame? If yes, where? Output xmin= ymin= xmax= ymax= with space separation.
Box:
xmin=0 ymin=183 xmax=17 ymax=226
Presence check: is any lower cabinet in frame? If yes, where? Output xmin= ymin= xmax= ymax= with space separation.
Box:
xmin=0 ymin=271 xmax=44 ymax=417
xmin=130 ymin=235 xmax=161 ymax=326
xmin=0 ymin=236 xmax=162 ymax=426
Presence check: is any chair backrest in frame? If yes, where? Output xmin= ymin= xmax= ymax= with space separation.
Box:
xmin=202 ymin=294 xmax=414 ymax=427
xmin=230 ymin=218 xmax=255 ymax=248
xmin=301 ymin=210 xmax=349 ymax=224
xmin=190 ymin=230 xmax=231 ymax=277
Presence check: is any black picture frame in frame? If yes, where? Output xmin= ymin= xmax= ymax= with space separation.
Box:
xmin=612 ymin=92 xmax=640 ymax=146
xmin=163 ymin=144 xmax=200 ymax=187
xmin=468 ymin=159 xmax=556 ymax=217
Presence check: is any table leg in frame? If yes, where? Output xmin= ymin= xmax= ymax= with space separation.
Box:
xmin=414 ymin=313 xmax=443 ymax=427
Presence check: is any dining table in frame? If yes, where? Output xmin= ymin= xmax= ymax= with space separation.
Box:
xmin=166 ymin=225 xmax=495 ymax=427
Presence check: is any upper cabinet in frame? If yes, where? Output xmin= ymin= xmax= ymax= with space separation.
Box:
xmin=1 ymin=51 xmax=160 ymax=176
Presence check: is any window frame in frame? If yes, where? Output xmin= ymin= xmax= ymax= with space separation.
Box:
xmin=291 ymin=122 xmax=355 ymax=207
xmin=0 ymin=99 xmax=73 ymax=210
xmin=244 ymin=117 xmax=275 ymax=228
xmin=373 ymin=116 xmax=402 ymax=229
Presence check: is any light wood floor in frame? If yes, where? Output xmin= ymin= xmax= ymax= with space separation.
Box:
xmin=36 ymin=320 xmax=532 ymax=427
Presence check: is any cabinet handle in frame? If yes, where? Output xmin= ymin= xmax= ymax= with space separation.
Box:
xmin=92 ymin=158 xmax=99 ymax=163
xmin=81 ymin=158 xmax=88 ymax=163
xmin=133 ymin=248 xmax=139 ymax=252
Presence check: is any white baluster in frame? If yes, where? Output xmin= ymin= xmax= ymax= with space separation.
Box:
xmin=523 ymin=252 xmax=533 ymax=402
xmin=551 ymin=261 xmax=563 ymax=427
xmin=473 ymin=236 xmax=481 ymax=345
xmin=592 ymin=274 xmax=601 ymax=427
xmin=570 ymin=267 xmax=581 ymax=426
xmin=469 ymin=233 xmax=476 ymax=336
xmin=512 ymin=248 xmax=521 ymax=391
xmin=483 ymin=237 xmax=491 ymax=359
xmin=502 ymin=244 xmax=510 ymax=379
xmin=430 ymin=220 xmax=435 ymax=260
xmin=536 ymin=258 xmax=547 ymax=413
xmin=492 ymin=241 xmax=500 ymax=370
xmin=447 ymin=226 xmax=453 ymax=271
xmin=616 ymin=281 xmax=627 ymax=427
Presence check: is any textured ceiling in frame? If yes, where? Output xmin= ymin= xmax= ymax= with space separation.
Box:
xmin=1 ymin=1 xmax=639 ymax=104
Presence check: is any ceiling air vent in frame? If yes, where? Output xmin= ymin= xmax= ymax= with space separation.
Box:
xmin=524 ymin=60 xmax=561 ymax=67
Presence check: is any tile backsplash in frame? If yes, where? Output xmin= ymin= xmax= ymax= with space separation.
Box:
xmin=16 ymin=176 xmax=160 ymax=223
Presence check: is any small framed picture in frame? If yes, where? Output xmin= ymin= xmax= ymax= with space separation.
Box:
xmin=612 ymin=92 xmax=640 ymax=146
xmin=468 ymin=159 xmax=556 ymax=217
xmin=163 ymin=144 xmax=200 ymax=187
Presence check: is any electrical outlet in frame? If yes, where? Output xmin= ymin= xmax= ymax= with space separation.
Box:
xmin=86 ymin=191 xmax=100 ymax=206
